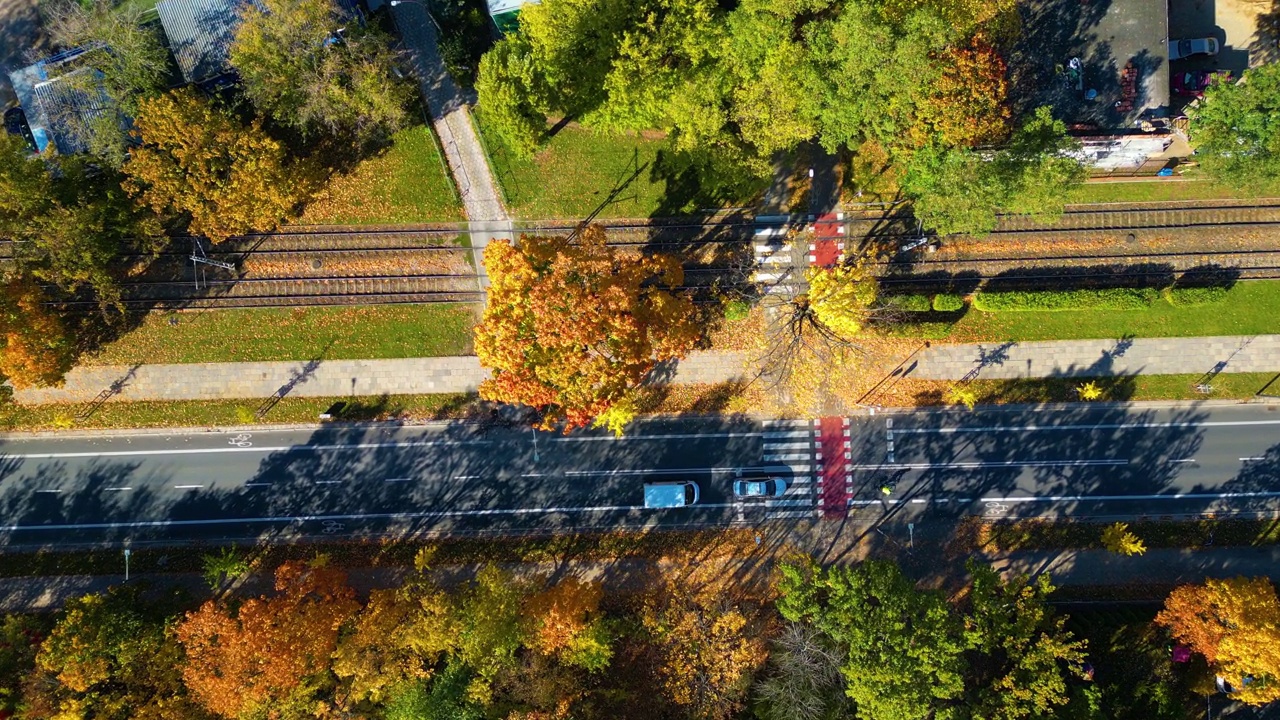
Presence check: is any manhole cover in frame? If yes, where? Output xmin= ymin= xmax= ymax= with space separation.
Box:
xmin=311 ymin=258 xmax=323 ymax=269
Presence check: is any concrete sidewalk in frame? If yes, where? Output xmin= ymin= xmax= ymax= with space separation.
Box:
xmin=12 ymin=352 xmax=751 ymax=405
xmin=911 ymin=334 xmax=1280 ymax=380
xmin=990 ymin=546 xmax=1280 ymax=587
xmin=390 ymin=3 xmax=512 ymax=288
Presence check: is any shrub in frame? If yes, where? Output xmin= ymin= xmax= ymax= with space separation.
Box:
xmin=931 ymin=293 xmax=965 ymax=312
xmin=1164 ymin=286 xmax=1229 ymax=307
xmin=880 ymin=293 xmax=932 ymax=312
xmin=972 ymin=287 xmax=1159 ymax=312
xmin=723 ymin=299 xmax=751 ymax=322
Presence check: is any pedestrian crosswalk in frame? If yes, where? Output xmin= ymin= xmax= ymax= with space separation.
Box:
xmin=752 ymin=220 xmax=798 ymax=292
xmin=758 ymin=423 xmax=819 ymax=520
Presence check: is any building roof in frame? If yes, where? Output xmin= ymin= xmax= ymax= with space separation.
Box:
xmin=487 ymin=0 xmax=537 ymax=18
xmin=6 ymin=46 xmax=117 ymax=155
xmin=156 ymin=0 xmax=257 ymax=84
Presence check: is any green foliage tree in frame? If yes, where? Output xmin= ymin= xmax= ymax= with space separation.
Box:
xmin=200 ymin=547 xmax=251 ymax=590
xmin=964 ymin=561 xmax=1092 ymax=720
xmin=45 ymin=0 xmax=171 ymax=166
xmin=230 ymin=0 xmax=411 ymax=136
xmin=777 ymin=559 xmax=966 ymax=720
xmin=0 ymin=614 xmax=44 ymax=715
xmin=124 ymin=88 xmax=312 ymax=240
xmin=453 ymin=564 xmax=532 ymax=704
xmin=904 ymin=106 xmax=1084 ymax=235
xmin=0 ymin=134 xmax=159 ymax=306
xmin=1189 ymin=62 xmax=1280 ymax=187
xmin=476 ymin=35 xmax=549 ymax=158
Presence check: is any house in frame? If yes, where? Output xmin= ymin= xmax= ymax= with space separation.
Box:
xmin=486 ymin=0 xmax=538 ymax=34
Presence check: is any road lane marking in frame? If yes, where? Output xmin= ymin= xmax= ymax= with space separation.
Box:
xmin=35 ymin=489 xmax=62 ymax=493
xmin=104 ymin=487 xmax=132 ymax=491
xmin=848 ymin=459 xmax=1128 ymax=470
xmin=521 ymin=466 xmax=749 ymax=477
xmin=173 ymin=484 xmax=203 ymax=489
xmin=1170 ymin=458 xmax=1197 ymax=463
xmin=0 ymin=503 xmax=740 ymax=532
xmin=850 ymin=490 xmax=1280 ymax=505
xmin=314 ymin=480 xmax=342 ymax=485
xmin=550 ymin=432 xmax=769 ymax=442
xmin=245 ymin=483 xmax=271 ymax=487
xmin=891 ymin=419 xmax=1280 ymax=434
xmin=1241 ymin=457 xmax=1266 ymax=461
xmin=0 ymin=439 xmax=494 ymax=460
xmin=385 ymin=478 xmax=413 ymax=482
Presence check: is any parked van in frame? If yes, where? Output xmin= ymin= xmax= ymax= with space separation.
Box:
xmin=643 ymin=481 xmax=700 ymax=509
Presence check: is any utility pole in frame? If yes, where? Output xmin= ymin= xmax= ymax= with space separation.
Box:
xmin=190 ymin=238 xmax=235 ymax=290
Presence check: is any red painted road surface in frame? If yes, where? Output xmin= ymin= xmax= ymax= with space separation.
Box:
xmin=809 ymin=213 xmax=844 ymax=268
xmin=818 ymin=416 xmax=849 ymax=518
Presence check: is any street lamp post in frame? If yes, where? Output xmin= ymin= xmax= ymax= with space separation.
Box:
xmin=123 ymin=548 xmax=131 ymax=581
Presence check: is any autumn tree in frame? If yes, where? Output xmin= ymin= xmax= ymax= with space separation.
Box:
xmin=1156 ymin=576 xmax=1280 ymax=704
xmin=753 ymin=623 xmax=851 ymax=720
xmin=452 ymin=564 xmax=534 ymax=704
xmin=0 ymin=614 xmax=42 ymax=716
xmin=475 ymin=225 xmax=700 ymax=431
xmin=524 ymin=577 xmax=614 ymax=671
xmin=230 ymin=0 xmax=411 ymax=136
xmin=0 ymin=278 xmax=74 ymax=389
xmin=176 ymin=560 xmax=360 ymax=718
xmin=913 ymin=40 xmax=1011 ymax=148
xmin=333 ymin=589 xmax=432 ymax=707
xmin=1189 ymin=62 xmax=1280 ymax=187
xmin=1102 ymin=522 xmax=1147 ymax=556
xmin=124 ymin=88 xmax=312 ymax=240
xmin=805 ymin=261 xmax=879 ymax=340
xmin=641 ymin=559 xmax=769 ymax=720
xmin=30 ymin=587 xmax=207 ymax=720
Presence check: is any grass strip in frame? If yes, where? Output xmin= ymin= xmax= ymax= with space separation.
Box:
xmin=84 ymin=304 xmax=479 ymax=365
xmin=956 ymin=372 xmax=1280 ymax=404
xmin=982 ymin=518 xmax=1280 ymax=553
xmin=0 ymin=393 xmax=477 ymax=432
xmin=0 ymin=528 xmax=762 ymax=578
xmin=940 ymin=279 xmax=1280 ymax=342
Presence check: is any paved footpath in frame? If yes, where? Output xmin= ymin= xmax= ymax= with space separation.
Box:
xmin=390 ymin=3 xmax=512 ymax=288
xmin=911 ymin=334 xmax=1280 ymax=380
xmin=13 ymin=352 xmax=751 ymax=405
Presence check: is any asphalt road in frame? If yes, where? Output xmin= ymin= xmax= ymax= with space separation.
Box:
xmin=0 ymin=403 xmax=1276 ymax=546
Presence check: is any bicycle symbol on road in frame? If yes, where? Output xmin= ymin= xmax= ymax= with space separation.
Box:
xmin=321 ymin=520 xmax=345 ymax=534
xmin=228 ymin=433 xmax=253 ymax=447
xmin=983 ymin=502 xmax=1009 ymax=517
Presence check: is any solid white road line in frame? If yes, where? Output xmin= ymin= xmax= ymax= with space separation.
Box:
xmin=0 ymin=503 xmax=740 ymax=532
xmin=551 ymin=432 xmax=768 ymax=442
xmin=2 ymin=439 xmax=493 ymax=460
xmin=848 ymin=459 xmax=1127 ymax=470
xmin=849 ymin=490 xmax=1280 ymax=506
xmin=890 ymin=419 xmax=1280 ymax=434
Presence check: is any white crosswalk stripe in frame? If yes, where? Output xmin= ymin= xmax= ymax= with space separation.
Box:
xmin=765 ymin=509 xmax=815 ymax=519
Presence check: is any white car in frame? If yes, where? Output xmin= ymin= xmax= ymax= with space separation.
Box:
xmin=1169 ymin=37 xmax=1220 ymax=60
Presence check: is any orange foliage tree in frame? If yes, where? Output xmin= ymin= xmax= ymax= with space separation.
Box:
xmin=525 ymin=577 xmax=613 ymax=671
xmin=474 ymin=225 xmax=701 ymax=431
xmin=1157 ymin=576 xmax=1280 ymax=704
xmin=0 ymin=277 xmax=74 ymax=389
xmin=175 ymin=561 xmax=360 ymax=717
xmin=914 ymin=40 xmax=1011 ymax=148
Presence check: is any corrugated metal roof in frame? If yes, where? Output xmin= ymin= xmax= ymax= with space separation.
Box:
xmin=487 ymin=0 xmax=537 ymax=18
xmin=32 ymin=67 xmax=115 ymax=155
xmin=157 ymin=0 xmax=254 ymax=84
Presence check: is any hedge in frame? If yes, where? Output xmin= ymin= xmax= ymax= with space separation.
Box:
xmin=881 ymin=294 xmax=933 ymax=312
xmin=932 ymin=293 xmax=965 ymax=312
xmin=1164 ymin=286 xmax=1229 ymax=307
xmin=723 ymin=299 xmax=751 ymax=321
xmin=972 ymin=287 xmax=1160 ymax=312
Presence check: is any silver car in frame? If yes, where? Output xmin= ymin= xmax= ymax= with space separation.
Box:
xmin=734 ymin=477 xmax=786 ymax=498
xmin=1169 ymin=37 xmax=1219 ymax=60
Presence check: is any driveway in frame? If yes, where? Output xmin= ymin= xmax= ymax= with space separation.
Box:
xmin=0 ymin=0 xmax=48 ymax=108
xmin=1169 ymin=0 xmax=1279 ymax=73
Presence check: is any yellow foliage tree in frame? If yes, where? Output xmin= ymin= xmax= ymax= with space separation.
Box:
xmin=1100 ymin=522 xmax=1146 ymax=556
xmin=475 ymin=226 xmax=700 ymax=431
xmin=1157 ymin=577 xmax=1280 ymax=704
xmin=123 ymin=88 xmax=311 ymax=240
xmin=944 ymin=385 xmax=978 ymax=410
xmin=1078 ymin=381 xmax=1104 ymax=401
xmin=805 ymin=262 xmax=878 ymax=340
xmin=0 ymin=277 xmax=74 ymax=389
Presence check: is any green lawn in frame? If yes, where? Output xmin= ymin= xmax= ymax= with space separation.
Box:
xmin=298 ymin=125 xmax=464 ymax=225
xmin=473 ymin=111 xmax=767 ymax=219
xmin=83 ymin=305 xmax=478 ymax=365
xmin=962 ymin=372 xmax=1279 ymax=405
xmin=942 ymin=280 xmax=1280 ymax=342
xmin=1068 ymin=175 xmax=1280 ymax=205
